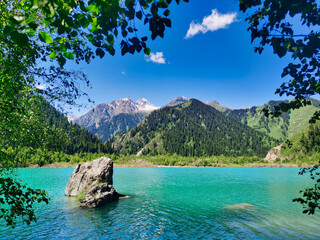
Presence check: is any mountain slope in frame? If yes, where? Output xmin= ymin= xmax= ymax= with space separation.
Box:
xmin=164 ymin=96 xmax=190 ymax=107
xmin=207 ymin=100 xmax=231 ymax=112
xmin=41 ymin=101 xmax=111 ymax=154
xmin=75 ymin=97 xmax=158 ymax=141
xmin=2 ymin=99 xmax=111 ymax=155
xmin=227 ymin=99 xmax=320 ymax=141
xmin=111 ymin=99 xmax=278 ymax=157
xmin=165 ymin=96 xmax=231 ymax=112
xmin=280 ymin=120 xmax=320 ymax=156
xmin=86 ymin=112 xmax=146 ymax=142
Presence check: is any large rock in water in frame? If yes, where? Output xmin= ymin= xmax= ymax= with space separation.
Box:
xmin=65 ymin=157 xmax=119 ymax=208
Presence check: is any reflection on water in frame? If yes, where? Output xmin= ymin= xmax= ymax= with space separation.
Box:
xmin=0 ymin=167 xmax=319 ymax=239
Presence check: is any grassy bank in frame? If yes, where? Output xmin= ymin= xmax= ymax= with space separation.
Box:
xmin=4 ymin=146 xmax=318 ymax=168
xmin=22 ymin=153 xmax=318 ymax=168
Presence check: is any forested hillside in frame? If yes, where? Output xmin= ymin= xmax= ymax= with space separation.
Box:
xmin=281 ymin=121 xmax=320 ymax=157
xmin=2 ymin=100 xmax=112 ymax=166
xmin=111 ymin=99 xmax=278 ymax=157
xmin=227 ymin=99 xmax=320 ymax=141
xmin=40 ymin=101 xmax=112 ymax=154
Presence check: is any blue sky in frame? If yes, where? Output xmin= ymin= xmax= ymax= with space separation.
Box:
xmin=68 ymin=0 xmax=295 ymax=116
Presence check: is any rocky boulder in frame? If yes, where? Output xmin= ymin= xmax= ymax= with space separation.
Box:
xmin=65 ymin=156 xmax=119 ymax=208
xmin=264 ymin=144 xmax=283 ymax=162
xmin=79 ymin=183 xmax=119 ymax=208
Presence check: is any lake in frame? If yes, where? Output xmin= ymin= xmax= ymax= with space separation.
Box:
xmin=1 ymin=167 xmax=319 ymax=239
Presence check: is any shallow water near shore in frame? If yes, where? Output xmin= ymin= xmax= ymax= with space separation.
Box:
xmin=1 ymin=167 xmax=320 ymax=239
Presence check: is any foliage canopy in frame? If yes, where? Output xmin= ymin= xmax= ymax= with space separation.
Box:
xmin=239 ymin=0 xmax=320 ymax=123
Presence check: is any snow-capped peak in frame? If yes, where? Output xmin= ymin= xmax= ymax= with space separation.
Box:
xmin=136 ymin=98 xmax=159 ymax=112
xmin=113 ymin=97 xmax=134 ymax=106
xmin=116 ymin=97 xmax=133 ymax=103
xmin=121 ymin=97 xmax=132 ymax=101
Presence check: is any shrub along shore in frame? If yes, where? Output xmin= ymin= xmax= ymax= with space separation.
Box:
xmin=4 ymin=147 xmax=318 ymax=168
xmin=6 ymin=149 xmax=316 ymax=168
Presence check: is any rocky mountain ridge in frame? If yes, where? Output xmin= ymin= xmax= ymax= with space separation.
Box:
xmin=73 ymin=97 xmax=158 ymax=142
xmin=75 ymin=97 xmax=158 ymax=126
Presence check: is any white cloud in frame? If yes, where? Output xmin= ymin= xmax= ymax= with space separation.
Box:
xmin=121 ymin=71 xmax=126 ymax=75
xmin=145 ymin=52 xmax=166 ymax=64
xmin=185 ymin=9 xmax=237 ymax=39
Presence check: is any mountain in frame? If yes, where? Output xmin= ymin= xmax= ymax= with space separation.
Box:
xmin=164 ymin=96 xmax=190 ymax=107
xmin=207 ymin=100 xmax=231 ymax=112
xmin=75 ymin=97 xmax=159 ymax=142
xmin=135 ymin=98 xmax=159 ymax=112
xmin=11 ymin=100 xmax=111 ymax=155
xmin=67 ymin=115 xmax=78 ymax=122
xmin=227 ymin=98 xmax=320 ymax=142
xmin=164 ymin=96 xmax=231 ymax=113
xmin=83 ymin=112 xmax=146 ymax=142
xmin=110 ymin=99 xmax=278 ymax=157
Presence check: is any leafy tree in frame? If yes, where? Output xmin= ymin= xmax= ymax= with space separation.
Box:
xmin=239 ymin=0 xmax=320 ymax=122
xmin=239 ymin=0 xmax=320 ymax=214
xmin=0 ymin=0 xmax=188 ymax=227
xmin=293 ymin=164 xmax=320 ymax=215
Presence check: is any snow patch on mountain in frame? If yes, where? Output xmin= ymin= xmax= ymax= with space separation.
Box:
xmin=135 ymin=98 xmax=159 ymax=112
xmin=67 ymin=115 xmax=79 ymax=122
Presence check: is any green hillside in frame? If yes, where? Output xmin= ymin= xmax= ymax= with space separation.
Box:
xmin=39 ymin=101 xmax=112 ymax=154
xmin=227 ymin=99 xmax=320 ymax=141
xmin=110 ymin=99 xmax=278 ymax=157
xmin=281 ymin=121 xmax=320 ymax=157
xmin=2 ymin=100 xmax=112 ymax=166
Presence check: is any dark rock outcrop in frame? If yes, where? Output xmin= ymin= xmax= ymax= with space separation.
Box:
xmin=65 ymin=156 xmax=119 ymax=208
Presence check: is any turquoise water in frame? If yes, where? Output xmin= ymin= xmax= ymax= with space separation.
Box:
xmin=1 ymin=167 xmax=320 ymax=239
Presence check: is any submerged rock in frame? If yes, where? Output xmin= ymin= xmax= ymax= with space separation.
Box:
xmin=65 ymin=156 xmax=119 ymax=208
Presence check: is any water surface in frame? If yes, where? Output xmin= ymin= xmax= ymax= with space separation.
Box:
xmin=0 ymin=167 xmax=319 ymax=239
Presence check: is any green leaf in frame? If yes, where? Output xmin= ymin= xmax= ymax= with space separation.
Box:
xmin=80 ymin=17 xmax=89 ymax=28
xmin=28 ymin=29 xmax=36 ymax=37
xmin=39 ymin=32 xmax=53 ymax=44
xmin=63 ymin=52 xmax=74 ymax=60
xmin=122 ymin=30 xmax=128 ymax=37
xmin=144 ymin=47 xmax=151 ymax=55
xmin=11 ymin=32 xmax=29 ymax=46
xmin=107 ymin=46 xmax=115 ymax=56
xmin=96 ymin=48 xmax=105 ymax=58
xmin=87 ymin=3 xmax=99 ymax=15
xmin=163 ymin=18 xmax=171 ymax=28
xmin=164 ymin=9 xmax=170 ymax=17
xmin=48 ymin=52 xmax=57 ymax=59
xmin=136 ymin=11 xmax=142 ymax=20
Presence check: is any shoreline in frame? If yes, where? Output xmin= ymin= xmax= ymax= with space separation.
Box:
xmin=23 ymin=161 xmax=311 ymax=169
